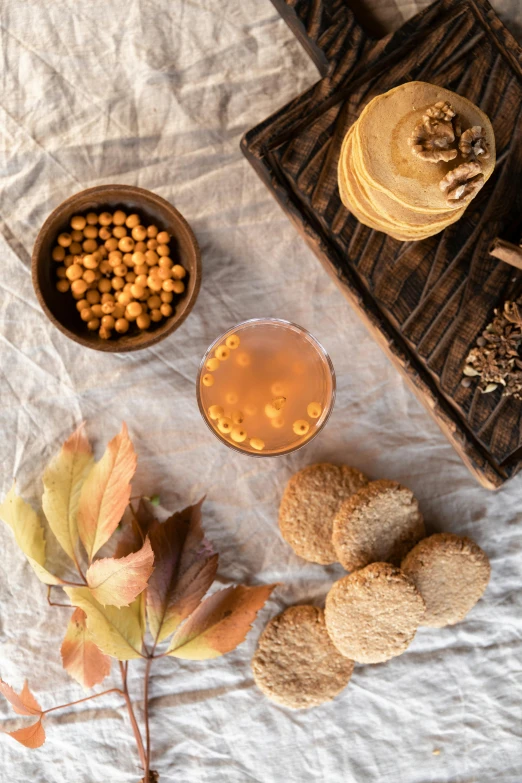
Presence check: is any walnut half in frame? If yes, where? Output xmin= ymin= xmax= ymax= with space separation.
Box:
xmin=409 ymin=116 xmax=458 ymax=163
xmin=439 ymin=161 xmax=484 ymax=202
xmin=459 ymin=126 xmax=490 ymax=160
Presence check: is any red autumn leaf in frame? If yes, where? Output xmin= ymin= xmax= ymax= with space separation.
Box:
xmin=167 ymin=584 xmax=276 ymax=660
xmin=114 ymin=499 xmax=155 ymax=559
xmin=86 ymin=537 xmax=154 ymax=607
xmin=61 ymin=608 xmax=112 ymax=690
xmin=77 ymin=423 xmax=137 ymax=561
xmin=146 ymin=500 xmax=218 ymax=644
xmin=0 ymin=680 xmax=42 ymax=717
xmin=7 ymin=719 xmax=46 ymax=749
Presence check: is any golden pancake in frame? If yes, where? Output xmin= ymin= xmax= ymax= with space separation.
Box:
xmin=355 ymin=81 xmax=495 ymax=214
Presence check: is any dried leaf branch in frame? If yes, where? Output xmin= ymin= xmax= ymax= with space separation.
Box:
xmin=0 ymin=424 xmax=275 ymax=781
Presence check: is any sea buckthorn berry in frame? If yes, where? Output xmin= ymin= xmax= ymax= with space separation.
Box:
xmin=159 ymin=256 xmax=173 ymax=269
xmin=157 ymin=244 xmax=170 ymax=257
xmin=83 ymin=254 xmax=98 ymax=269
xmin=137 ymin=313 xmax=151 ymax=330
xmin=112 ymin=277 xmax=125 ymax=290
xmin=132 ymin=251 xmax=145 ymax=266
xmin=69 ymin=242 xmax=82 ymax=255
xmin=171 ymin=265 xmax=186 ymax=280
xmin=208 ymin=405 xmax=224 ymax=420
xmin=99 ymin=212 xmax=112 ymax=226
xmin=225 ymin=334 xmax=240 ymax=350
xmin=99 ymin=226 xmax=112 ymax=241
xmin=250 ymin=438 xmax=265 ymax=451
xmin=71 ymin=279 xmax=88 ymax=296
xmin=145 ymin=250 xmax=159 ymax=265
xmin=135 ymin=241 xmax=147 ymax=253
xmin=113 ymin=210 xmax=127 ymax=226
xmin=56 ymin=266 xmax=67 ymax=279
xmin=70 ymin=229 xmax=84 ymax=242
xmin=91 ymin=304 xmax=103 ymax=318
xmin=147 ymin=225 xmax=158 ymax=238
xmin=217 ymin=417 xmax=233 ymax=434
xmin=206 ymin=357 xmax=220 ymax=372
xmin=101 ymin=293 xmax=114 ymax=304
xmin=70 ymin=215 xmax=86 ymax=231
xmin=231 ymin=410 xmax=244 ymax=424
xmin=117 ymin=291 xmax=132 ymax=307
xmin=80 ymin=308 xmax=93 ymax=322
xmin=86 ymin=290 xmax=100 ymax=304
xmin=162 ymin=279 xmax=175 ymax=292
xmin=64 ymin=256 xmax=74 ymax=268
xmin=118 ymin=236 xmax=135 ymax=253
xmin=264 ymin=403 xmax=280 ymax=420
xmin=114 ymin=264 xmax=128 ymax=277
xmin=58 ymin=233 xmax=72 ymax=247
xmin=76 ymin=299 xmax=89 ymax=312
xmin=307 ymin=402 xmax=322 ymax=419
xmin=109 ymin=250 xmax=123 ymax=262
xmin=202 ymin=373 xmax=214 ymax=387
xmin=98 ymin=278 xmax=112 ymax=293
xmin=85 ymin=212 xmax=97 ymax=226
xmin=147 ymin=239 xmax=158 ymax=250
xmin=99 ymin=326 xmax=112 ymax=340
xmin=105 ymin=237 xmax=119 ymax=252
xmin=101 ymin=302 xmax=116 ymax=315
xmin=147 ymin=295 xmax=161 ymax=309
xmin=148 ymin=276 xmax=162 ymax=292
xmin=83 ymin=238 xmax=98 ymax=253
xmin=215 ymin=345 xmax=230 ymax=361
xmin=101 ymin=315 xmax=115 ymax=329
xmin=99 ymin=260 xmax=112 ymax=275
xmin=150 ymin=308 xmax=162 ymax=322
xmin=82 ymin=269 xmax=97 ymax=284
xmin=271 ymin=416 xmax=285 ymax=429
xmin=115 ymin=318 xmax=129 ymax=334
xmin=230 ymin=426 xmax=247 ymax=443
xmin=160 ymin=303 xmax=173 ymax=317
xmin=161 ymin=291 xmax=173 ymax=303
xmin=52 ymin=245 xmax=66 ymax=262
xmin=157 ymin=231 xmax=170 ymax=244
xmin=134 ymin=274 xmax=147 ymax=288
xmin=134 ymin=263 xmax=148 ymax=276
xmin=172 ymin=280 xmax=185 ymax=294
xmin=66 ymin=264 xmax=83 ymax=281
xmin=132 ymin=225 xmax=147 ymax=241
xmin=157 ymin=267 xmax=172 ymax=281
xmin=83 ymin=225 xmax=98 ymax=239
xmin=125 ymin=213 xmax=140 ymax=229
xmin=131 ymin=284 xmax=145 ymax=299
xmin=113 ymin=225 xmax=127 ymax=239
xmin=87 ymin=318 xmax=100 ymax=331
xmin=113 ymin=304 xmax=125 ymax=319
xmin=292 ymin=420 xmax=310 ymax=436
xmin=125 ymin=271 xmax=136 ymax=283
xmin=236 ymin=352 xmax=250 ymax=367
xmin=126 ymin=301 xmax=142 ymax=318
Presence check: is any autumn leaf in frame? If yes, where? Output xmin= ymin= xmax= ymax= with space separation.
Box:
xmin=77 ymin=423 xmax=137 ymax=562
xmin=0 ymin=484 xmax=63 ymax=585
xmin=42 ymin=424 xmax=94 ymax=565
xmin=115 ymin=499 xmax=154 ymax=559
xmin=61 ymin=608 xmax=111 ymax=690
xmin=167 ymin=584 xmax=275 ymax=660
xmin=64 ymin=587 xmax=144 ymax=660
xmin=0 ymin=680 xmax=45 ymax=749
xmin=147 ymin=500 xmax=218 ymax=644
xmin=86 ymin=537 xmax=154 ymax=607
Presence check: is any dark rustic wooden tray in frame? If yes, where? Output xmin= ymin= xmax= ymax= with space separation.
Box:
xmin=241 ymin=0 xmax=522 ymax=489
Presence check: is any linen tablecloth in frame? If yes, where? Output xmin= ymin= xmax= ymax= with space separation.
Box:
xmin=1 ymin=1 xmax=521 ymax=781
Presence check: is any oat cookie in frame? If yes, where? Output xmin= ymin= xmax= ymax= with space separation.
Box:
xmin=325 ymin=563 xmax=425 ymax=663
xmin=279 ymin=463 xmax=368 ymax=564
xmin=252 ymin=605 xmax=354 ymax=709
xmin=401 ymin=533 xmax=490 ymax=627
xmin=332 ymin=479 xmax=425 ymax=571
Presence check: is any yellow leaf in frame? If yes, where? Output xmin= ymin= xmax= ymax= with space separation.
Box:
xmin=42 ymin=425 xmax=94 ymax=564
xmin=86 ymin=537 xmax=154 ymax=607
xmin=64 ymin=587 xmax=144 ymax=660
xmin=167 ymin=584 xmax=275 ymax=660
xmin=61 ymin=608 xmax=111 ymax=690
xmin=77 ymin=423 xmax=137 ymax=561
xmin=0 ymin=484 xmax=61 ymax=585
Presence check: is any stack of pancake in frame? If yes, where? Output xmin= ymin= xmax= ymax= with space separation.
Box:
xmin=338 ymin=82 xmax=496 ymax=242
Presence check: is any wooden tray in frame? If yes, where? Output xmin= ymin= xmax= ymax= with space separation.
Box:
xmin=241 ymin=0 xmax=522 ymax=489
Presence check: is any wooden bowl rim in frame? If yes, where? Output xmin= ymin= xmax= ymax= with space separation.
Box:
xmin=31 ymin=184 xmax=202 ymax=353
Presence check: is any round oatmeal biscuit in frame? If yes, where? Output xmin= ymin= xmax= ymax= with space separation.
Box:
xmin=325 ymin=562 xmax=425 ymax=663
xmin=279 ymin=463 xmax=369 ymax=564
xmin=332 ymin=479 xmax=425 ymax=571
xmin=401 ymin=533 xmax=490 ymax=627
xmin=252 ymin=605 xmax=354 ymax=709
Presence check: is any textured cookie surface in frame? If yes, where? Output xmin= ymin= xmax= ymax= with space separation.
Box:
xmin=401 ymin=533 xmax=490 ymax=627
xmin=332 ymin=479 xmax=425 ymax=571
xmin=279 ymin=463 xmax=368 ymax=564
xmin=325 ymin=563 xmax=425 ymax=664
xmin=252 ymin=605 xmax=354 ymax=709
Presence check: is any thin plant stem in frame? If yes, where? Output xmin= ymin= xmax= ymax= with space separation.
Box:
xmin=143 ymin=657 xmax=153 ymax=781
xmin=43 ymin=688 xmax=124 ymax=715
xmin=119 ymin=662 xmax=147 ymax=774
xmin=46 ymin=586 xmax=71 ymax=608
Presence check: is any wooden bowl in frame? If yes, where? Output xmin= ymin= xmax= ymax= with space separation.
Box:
xmin=32 ymin=185 xmax=201 ymax=352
